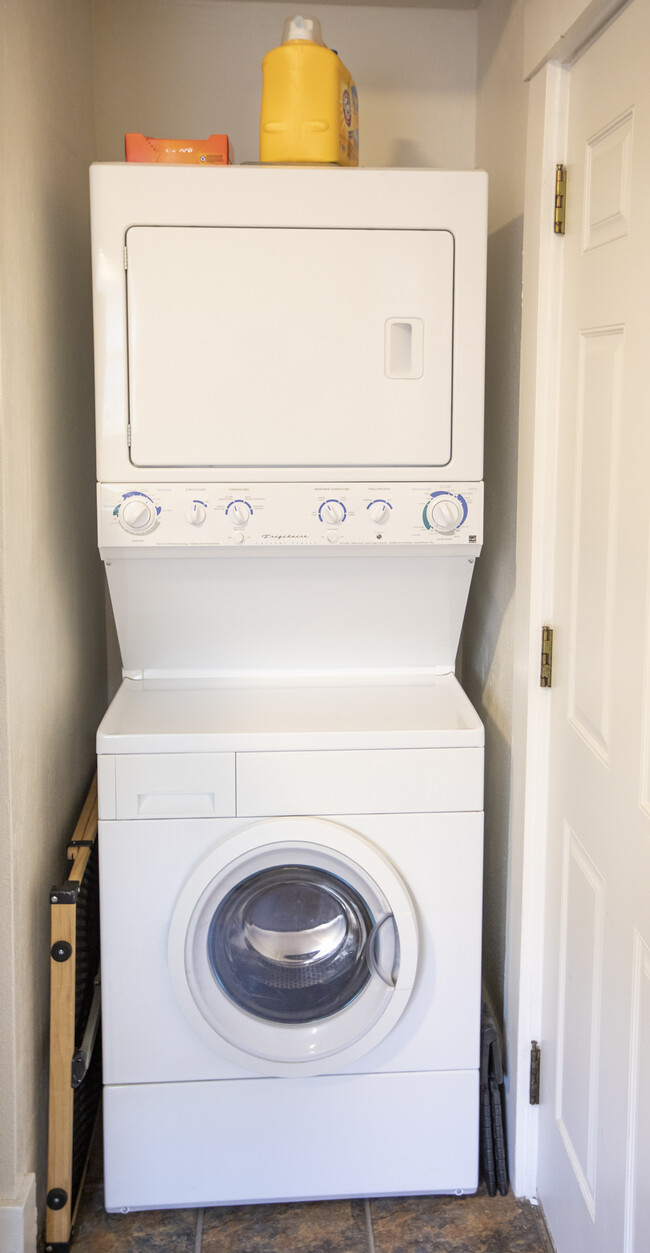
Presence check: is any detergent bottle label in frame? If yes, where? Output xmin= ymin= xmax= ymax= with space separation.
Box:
xmin=340 ymin=83 xmax=359 ymax=165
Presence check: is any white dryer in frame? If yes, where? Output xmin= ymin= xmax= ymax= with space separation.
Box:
xmin=97 ymin=676 xmax=483 ymax=1211
xmin=90 ymin=165 xmax=486 ymax=487
xmin=90 ymin=166 xmax=488 ymax=1212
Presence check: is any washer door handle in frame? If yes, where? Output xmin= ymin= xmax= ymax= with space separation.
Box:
xmin=366 ymin=913 xmax=397 ymax=987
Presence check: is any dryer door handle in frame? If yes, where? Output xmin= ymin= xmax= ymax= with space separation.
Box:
xmin=366 ymin=914 xmax=398 ymax=988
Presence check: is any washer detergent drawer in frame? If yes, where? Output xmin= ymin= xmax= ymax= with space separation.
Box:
xmin=99 ymin=754 xmax=236 ymax=819
xmin=236 ymin=747 xmax=483 ymax=816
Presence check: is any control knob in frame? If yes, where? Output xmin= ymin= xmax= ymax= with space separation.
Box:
xmin=425 ymin=496 xmax=464 ymax=533
xmin=118 ymin=494 xmax=159 ymax=535
xmin=187 ymin=501 xmax=207 ymax=527
xmin=319 ymin=500 xmax=346 ymax=525
xmin=227 ymin=500 xmax=252 ymax=526
xmin=367 ymin=500 xmax=392 ymax=526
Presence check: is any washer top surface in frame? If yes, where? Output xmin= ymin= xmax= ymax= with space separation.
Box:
xmin=97 ymin=673 xmax=483 ymax=754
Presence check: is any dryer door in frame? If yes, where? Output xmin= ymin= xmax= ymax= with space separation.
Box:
xmin=168 ymin=817 xmax=418 ymax=1075
xmin=125 ymin=225 xmax=454 ymax=471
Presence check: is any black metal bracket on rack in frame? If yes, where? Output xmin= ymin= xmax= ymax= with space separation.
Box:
xmin=50 ymin=881 xmax=80 ymax=905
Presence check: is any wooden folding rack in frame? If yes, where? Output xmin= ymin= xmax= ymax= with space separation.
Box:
xmin=46 ymin=776 xmax=101 ymax=1253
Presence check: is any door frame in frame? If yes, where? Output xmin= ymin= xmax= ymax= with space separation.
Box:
xmin=508 ymin=0 xmax=634 ymax=1199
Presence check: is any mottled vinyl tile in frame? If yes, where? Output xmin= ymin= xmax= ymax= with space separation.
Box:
xmin=201 ymin=1197 xmax=369 ymax=1253
xmin=369 ymin=1186 xmax=552 ymax=1253
xmin=72 ymin=1128 xmax=553 ymax=1253
xmin=71 ymin=1183 xmax=199 ymax=1253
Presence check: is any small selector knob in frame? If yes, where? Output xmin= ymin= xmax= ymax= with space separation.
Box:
xmin=227 ymin=500 xmax=252 ymax=526
xmin=118 ymin=495 xmax=158 ymax=534
xmin=187 ymin=501 xmax=207 ymax=527
xmin=320 ymin=500 xmax=346 ymax=525
xmin=368 ymin=500 xmax=392 ymax=526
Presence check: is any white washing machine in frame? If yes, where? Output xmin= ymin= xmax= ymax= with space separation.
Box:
xmin=91 ymin=166 xmax=487 ymax=1212
xmin=97 ymin=676 xmax=484 ymax=1211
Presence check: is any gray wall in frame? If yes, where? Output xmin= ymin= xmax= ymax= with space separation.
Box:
xmin=91 ymin=0 xmax=478 ymax=167
xmin=461 ymin=0 xmax=527 ymax=1032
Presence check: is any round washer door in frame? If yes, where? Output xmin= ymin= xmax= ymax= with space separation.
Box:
xmin=168 ymin=817 xmax=419 ymax=1076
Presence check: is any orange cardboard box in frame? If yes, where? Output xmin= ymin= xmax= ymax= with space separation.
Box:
xmin=125 ymin=133 xmax=233 ymax=164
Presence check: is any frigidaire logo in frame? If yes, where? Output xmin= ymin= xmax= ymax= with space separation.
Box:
xmin=262 ymin=533 xmax=309 ymax=540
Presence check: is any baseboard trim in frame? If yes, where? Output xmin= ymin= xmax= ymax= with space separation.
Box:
xmin=0 ymin=1174 xmax=37 ymax=1253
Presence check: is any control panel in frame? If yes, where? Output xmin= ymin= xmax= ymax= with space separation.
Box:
xmin=98 ymin=482 xmax=483 ymax=549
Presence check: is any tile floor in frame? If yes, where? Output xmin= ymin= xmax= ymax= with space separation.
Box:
xmin=70 ymin=1127 xmax=554 ymax=1253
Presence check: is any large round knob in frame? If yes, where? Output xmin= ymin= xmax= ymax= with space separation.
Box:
xmin=227 ymin=500 xmax=252 ymax=526
xmin=426 ymin=496 xmax=463 ymax=533
xmin=187 ymin=501 xmax=207 ymax=527
xmin=119 ymin=495 xmax=158 ymax=534
xmin=320 ymin=500 xmax=346 ymax=525
xmin=368 ymin=500 xmax=391 ymax=526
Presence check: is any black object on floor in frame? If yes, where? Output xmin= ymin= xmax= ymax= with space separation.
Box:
xmin=480 ymin=1005 xmax=508 ymax=1197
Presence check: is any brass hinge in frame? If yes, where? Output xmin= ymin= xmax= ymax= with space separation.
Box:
xmin=554 ymin=164 xmax=567 ymax=234
xmin=530 ymin=1040 xmax=541 ymax=1105
xmin=540 ymin=625 xmax=553 ymax=688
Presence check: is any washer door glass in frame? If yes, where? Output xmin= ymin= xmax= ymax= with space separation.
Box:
xmin=208 ymin=864 xmax=373 ymax=1024
xmin=168 ymin=819 xmax=419 ymax=1073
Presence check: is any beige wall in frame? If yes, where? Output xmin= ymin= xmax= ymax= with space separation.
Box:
xmin=460 ymin=0 xmax=527 ymax=1029
xmin=0 ymin=0 xmax=106 ymax=1244
xmin=91 ymin=0 xmax=478 ymax=168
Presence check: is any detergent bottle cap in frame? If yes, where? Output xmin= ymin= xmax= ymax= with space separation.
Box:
xmin=281 ymin=15 xmax=324 ymax=45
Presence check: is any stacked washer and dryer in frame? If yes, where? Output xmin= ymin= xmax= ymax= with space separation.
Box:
xmin=91 ymin=165 xmax=487 ymax=1212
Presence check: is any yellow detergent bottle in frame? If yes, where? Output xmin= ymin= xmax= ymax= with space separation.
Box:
xmin=260 ymin=15 xmax=359 ymax=166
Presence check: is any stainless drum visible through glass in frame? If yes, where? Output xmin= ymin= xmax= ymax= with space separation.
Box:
xmin=207 ymin=865 xmax=374 ymax=1024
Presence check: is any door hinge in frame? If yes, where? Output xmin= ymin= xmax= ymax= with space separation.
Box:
xmin=123 ymin=245 xmax=128 ymax=270
xmin=540 ymin=625 xmax=553 ymax=688
xmin=127 ymin=423 xmax=131 ymax=448
xmin=554 ymin=164 xmax=567 ymax=234
xmin=529 ymin=1040 xmax=541 ymax=1105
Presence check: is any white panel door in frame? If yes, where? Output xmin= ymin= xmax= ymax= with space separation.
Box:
xmin=538 ymin=4 xmax=650 ymax=1251
xmin=126 ymin=227 xmax=454 ymax=469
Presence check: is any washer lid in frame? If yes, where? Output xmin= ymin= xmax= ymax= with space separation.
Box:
xmin=168 ymin=817 xmax=418 ymax=1076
